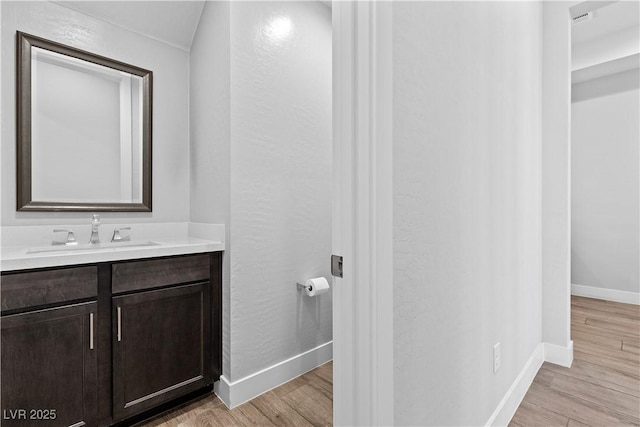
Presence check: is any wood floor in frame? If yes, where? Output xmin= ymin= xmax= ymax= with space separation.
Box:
xmin=139 ymin=362 xmax=332 ymax=427
xmin=141 ymin=296 xmax=638 ymax=427
xmin=510 ymin=296 xmax=640 ymax=427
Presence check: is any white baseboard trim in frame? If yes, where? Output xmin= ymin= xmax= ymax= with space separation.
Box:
xmin=485 ymin=343 xmax=544 ymax=427
xmin=572 ymin=283 xmax=640 ymax=305
xmin=544 ymin=341 xmax=574 ymax=368
xmin=214 ymin=341 xmax=333 ymax=409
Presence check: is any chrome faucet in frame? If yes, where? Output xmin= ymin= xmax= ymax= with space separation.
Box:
xmin=111 ymin=227 xmax=131 ymax=242
xmin=89 ymin=214 xmax=101 ymax=244
xmin=52 ymin=229 xmax=78 ymax=246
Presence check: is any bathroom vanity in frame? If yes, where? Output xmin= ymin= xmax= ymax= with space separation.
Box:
xmin=1 ymin=240 xmax=222 ymax=427
xmin=4 ymin=27 xmax=224 ymax=426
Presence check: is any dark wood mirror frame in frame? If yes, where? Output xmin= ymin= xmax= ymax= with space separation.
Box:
xmin=16 ymin=31 xmax=153 ymax=212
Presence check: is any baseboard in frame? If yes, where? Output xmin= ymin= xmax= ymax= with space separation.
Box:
xmin=544 ymin=341 xmax=574 ymax=368
xmin=485 ymin=343 xmax=544 ymax=427
xmin=572 ymin=283 xmax=640 ymax=305
xmin=214 ymin=341 xmax=333 ymax=409
xmin=213 ymin=378 xmax=230 ymax=408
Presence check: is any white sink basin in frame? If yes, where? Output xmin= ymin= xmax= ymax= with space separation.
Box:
xmin=27 ymin=240 xmax=161 ymax=254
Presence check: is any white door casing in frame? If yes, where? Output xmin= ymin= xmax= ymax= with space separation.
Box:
xmin=332 ymin=2 xmax=393 ymax=425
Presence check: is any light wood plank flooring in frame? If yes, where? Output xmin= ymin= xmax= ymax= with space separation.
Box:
xmin=141 ymin=296 xmax=638 ymax=427
xmin=510 ymin=296 xmax=640 ymax=427
xmin=139 ymin=361 xmax=332 ymax=427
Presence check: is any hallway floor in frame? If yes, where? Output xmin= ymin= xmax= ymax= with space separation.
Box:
xmin=140 ymin=362 xmax=332 ymax=426
xmin=140 ymin=296 xmax=639 ymax=427
xmin=510 ymin=296 xmax=640 ymax=426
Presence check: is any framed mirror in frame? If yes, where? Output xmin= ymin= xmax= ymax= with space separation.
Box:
xmin=16 ymin=31 xmax=152 ymax=212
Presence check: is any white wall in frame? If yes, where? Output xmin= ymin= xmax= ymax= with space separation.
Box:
xmin=392 ymin=2 xmax=542 ymax=425
xmin=190 ymin=0 xmax=232 ymax=377
xmin=572 ymin=25 xmax=640 ymax=71
xmin=541 ymin=1 xmax=575 ymax=354
xmin=572 ymin=81 xmax=640 ymax=295
xmin=1 ymin=1 xmax=190 ymax=225
xmin=190 ymin=1 xmax=332 ymax=383
xmin=573 ymin=67 xmax=639 ymax=101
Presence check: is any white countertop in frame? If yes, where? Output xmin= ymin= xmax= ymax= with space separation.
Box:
xmin=1 ymin=222 xmax=225 ymax=271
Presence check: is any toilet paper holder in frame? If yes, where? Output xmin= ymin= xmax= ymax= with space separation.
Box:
xmin=297 ymin=282 xmax=312 ymax=292
xmin=297 ymin=278 xmax=330 ymax=297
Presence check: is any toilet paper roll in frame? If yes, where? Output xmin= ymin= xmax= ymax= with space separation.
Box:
xmin=305 ymin=277 xmax=330 ymax=297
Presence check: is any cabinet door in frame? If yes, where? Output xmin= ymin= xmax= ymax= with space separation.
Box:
xmin=112 ymin=282 xmax=211 ymax=420
xmin=1 ymin=302 xmax=97 ymax=427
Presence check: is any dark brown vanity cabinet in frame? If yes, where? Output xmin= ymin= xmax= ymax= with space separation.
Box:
xmin=1 ymin=252 xmax=222 ymax=427
xmin=1 ymin=302 xmax=98 ymax=427
xmin=112 ymin=283 xmax=211 ymax=420
xmin=1 ymin=266 xmax=98 ymax=426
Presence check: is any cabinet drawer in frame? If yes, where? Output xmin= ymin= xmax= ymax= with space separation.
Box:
xmin=112 ymin=254 xmax=210 ymax=294
xmin=1 ymin=266 xmax=97 ymax=312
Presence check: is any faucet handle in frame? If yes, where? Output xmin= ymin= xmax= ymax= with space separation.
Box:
xmin=52 ymin=229 xmax=78 ymax=246
xmin=91 ymin=214 xmax=101 ymax=225
xmin=111 ymin=227 xmax=131 ymax=243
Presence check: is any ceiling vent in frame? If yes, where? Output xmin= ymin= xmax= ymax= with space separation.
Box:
xmin=572 ymin=11 xmax=595 ymax=25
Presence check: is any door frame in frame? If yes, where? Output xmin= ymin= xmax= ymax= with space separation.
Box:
xmin=332 ymin=2 xmax=393 ymax=425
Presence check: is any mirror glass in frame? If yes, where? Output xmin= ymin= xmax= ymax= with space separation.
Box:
xmin=17 ymin=32 xmax=152 ymax=212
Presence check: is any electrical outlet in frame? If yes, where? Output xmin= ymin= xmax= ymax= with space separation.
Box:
xmin=493 ymin=342 xmax=501 ymax=374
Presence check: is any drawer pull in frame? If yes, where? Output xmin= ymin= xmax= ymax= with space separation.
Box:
xmin=90 ymin=312 xmax=94 ymax=350
xmin=117 ymin=306 xmax=122 ymax=342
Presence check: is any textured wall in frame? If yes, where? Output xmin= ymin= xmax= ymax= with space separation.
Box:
xmin=228 ymin=1 xmax=332 ymax=381
xmin=1 ymin=1 xmax=190 ymax=225
xmin=190 ymin=1 xmax=332 ymax=382
xmin=572 ymin=84 xmax=640 ymax=294
xmin=392 ymin=2 xmax=542 ymax=424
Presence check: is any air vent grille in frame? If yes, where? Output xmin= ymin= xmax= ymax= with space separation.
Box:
xmin=572 ymin=11 xmax=594 ymax=24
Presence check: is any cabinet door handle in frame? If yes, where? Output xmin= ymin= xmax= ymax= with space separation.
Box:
xmin=90 ymin=312 xmax=94 ymax=350
xmin=117 ymin=306 xmax=122 ymax=342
